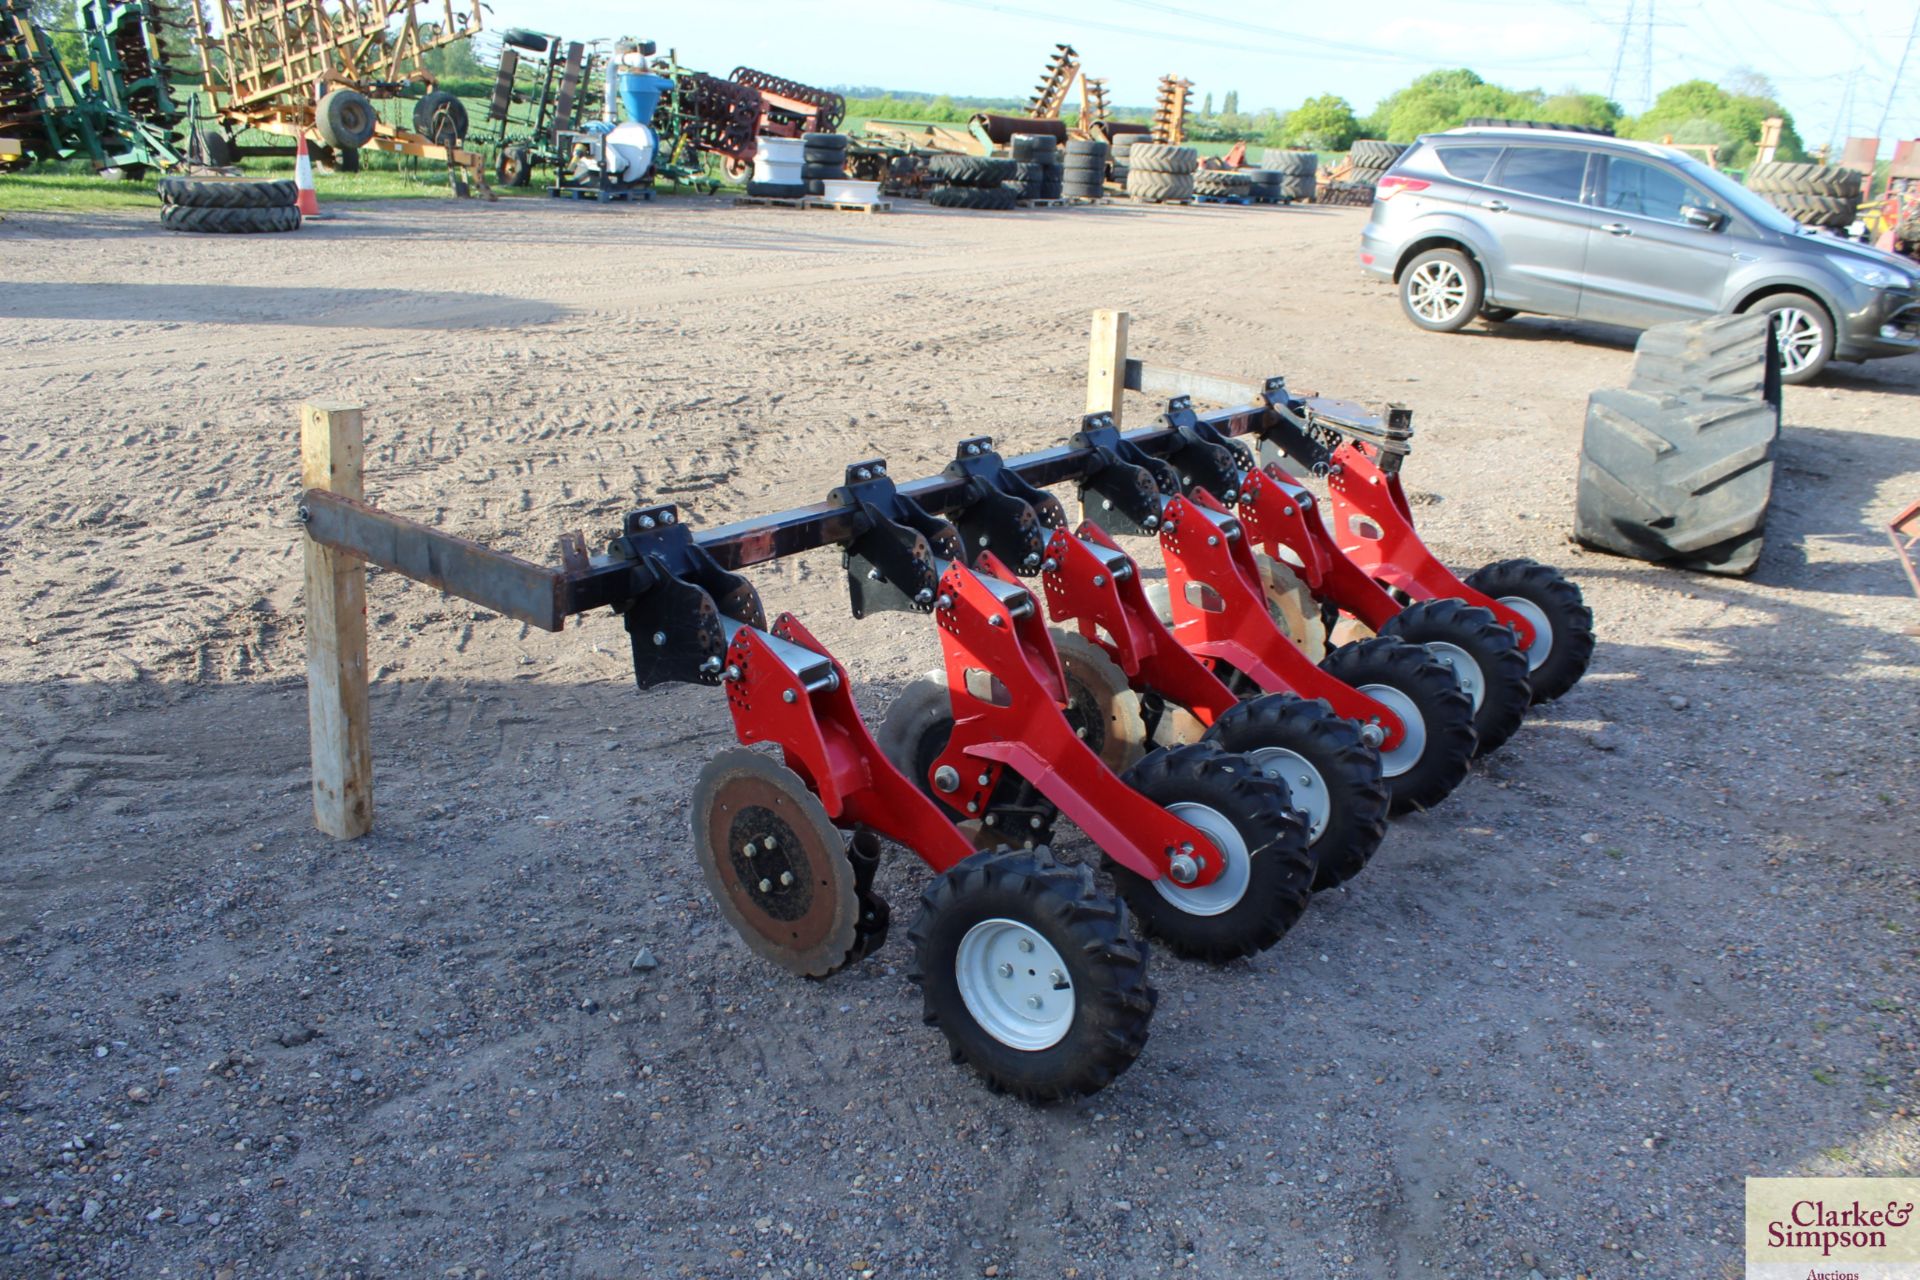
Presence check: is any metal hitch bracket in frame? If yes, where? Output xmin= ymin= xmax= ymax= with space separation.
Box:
xmin=1072 ymin=412 xmax=1181 ymax=535
xmin=944 ymin=435 xmax=1069 ymax=573
xmin=831 ymin=459 xmax=962 ymax=618
xmin=611 ymin=503 xmax=766 ymax=688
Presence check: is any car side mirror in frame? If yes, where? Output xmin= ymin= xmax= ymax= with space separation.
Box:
xmin=1682 ymin=205 xmax=1726 ymax=231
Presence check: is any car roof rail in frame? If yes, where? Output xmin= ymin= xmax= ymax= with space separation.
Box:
xmin=1455 ymin=118 xmax=1616 ymax=137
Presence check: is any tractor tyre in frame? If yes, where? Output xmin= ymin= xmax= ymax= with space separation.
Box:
xmin=1126 ymin=169 xmax=1193 ymax=202
xmin=1348 ymin=139 xmax=1407 ymax=167
xmin=1065 ymin=138 xmax=1108 ymax=159
xmin=497 ymin=145 xmax=534 ymax=188
xmin=1126 ymin=143 xmax=1198 ymax=174
xmin=1628 ymin=313 xmax=1777 ymax=401
xmin=926 ymin=154 xmax=1017 ymax=186
xmin=1745 ymin=160 xmax=1862 ymax=199
xmin=315 ymin=89 xmax=377 ymax=150
xmin=1764 ymin=191 xmax=1859 ymax=228
xmin=908 ymin=848 xmax=1155 ymax=1101
xmin=1574 ymin=386 xmax=1781 ymax=574
xmin=1193 ymin=170 xmax=1251 ymax=197
xmin=1462 ymin=559 xmax=1595 ymax=704
xmin=801 ymin=132 xmax=849 ymax=151
xmin=1321 ymin=637 xmax=1476 ymax=814
xmin=929 ymin=184 xmax=1018 ymax=210
xmin=801 ymin=163 xmax=847 ymax=181
xmin=1279 ymin=174 xmax=1315 ymax=201
xmin=745 ymin=180 xmax=807 ymax=198
xmin=156 ymin=177 xmax=297 ymax=209
xmin=1379 ymin=598 xmax=1532 ymax=756
xmin=160 ymin=204 xmax=302 ymax=233
xmin=1106 ymin=743 xmax=1314 ymax=963
xmin=1203 ymin=695 xmax=1388 ymax=891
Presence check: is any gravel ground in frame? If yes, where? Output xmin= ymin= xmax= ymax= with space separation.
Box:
xmin=1 ymin=194 xmax=1917 ymax=1280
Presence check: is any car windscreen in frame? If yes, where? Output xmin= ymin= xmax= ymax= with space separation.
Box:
xmin=1491 ymin=147 xmax=1589 ymax=202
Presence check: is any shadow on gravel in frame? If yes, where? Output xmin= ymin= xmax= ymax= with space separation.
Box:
xmin=0 ymin=282 xmax=570 ymax=329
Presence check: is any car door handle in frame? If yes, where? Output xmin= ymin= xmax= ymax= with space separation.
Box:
xmin=1601 ymin=223 xmax=1633 ymax=236
xmin=1481 ymin=199 xmax=1509 ymax=212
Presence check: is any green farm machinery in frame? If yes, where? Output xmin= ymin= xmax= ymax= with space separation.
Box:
xmin=1 ymin=0 xmax=188 ymax=175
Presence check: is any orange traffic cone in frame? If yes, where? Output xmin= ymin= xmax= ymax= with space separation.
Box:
xmin=294 ymin=132 xmax=321 ymax=218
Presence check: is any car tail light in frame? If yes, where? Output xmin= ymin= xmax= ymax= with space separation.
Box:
xmin=1376 ymin=175 xmax=1430 ymax=200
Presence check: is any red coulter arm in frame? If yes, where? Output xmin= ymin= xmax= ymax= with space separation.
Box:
xmin=1236 ymin=465 xmax=1403 ymax=633
xmin=724 ymin=613 xmax=978 ymax=872
xmin=927 ymin=558 xmax=1224 ymax=889
xmin=1039 ymin=522 xmax=1238 ymax=725
xmin=1157 ymin=491 xmax=1409 ymax=752
xmin=1321 ymin=441 xmax=1538 ymax=651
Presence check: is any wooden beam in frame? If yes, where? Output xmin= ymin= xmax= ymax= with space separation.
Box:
xmin=1085 ymin=309 xmax=1130 ymax=426
xmin=301 ymin=402 xmax=373 ymax=840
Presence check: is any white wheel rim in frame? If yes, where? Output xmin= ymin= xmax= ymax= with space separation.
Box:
xmin=1153 ymin=802 xmax=1253 ymax=916
xmin=1499 ymin=596 xmax=1553 ymax=672
xmin=1772 ymin=307 xmax=1823 ymax=374
xmin=1248 ymin=747 xmax=1331 ymax=844
xmin=1360 ymin=683 xmax=1427 ymax=778
xmin=954 ymin=919 xmax=1075 ymax=1051
xmin=1407 ymin=261 xmax=1467 ymax=323
xmin=1425 ymin=641 xmax=1484 ymax=713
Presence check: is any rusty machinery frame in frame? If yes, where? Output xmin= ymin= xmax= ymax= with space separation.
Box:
xmin=187 ymin=0 xmax=490 ymax=182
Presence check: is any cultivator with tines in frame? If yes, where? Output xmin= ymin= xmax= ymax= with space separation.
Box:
xmin=0 ymin=0 xmax=184 ymax=173
xmin=1151 ymin=74 xmax=1191 ymax=144
xmin=299 ymin=319 xmax=1593 ymax=1104
xmin=1027 ymin=42 xmax=1078 ymax=118
xmin=472 ymin=28 xmax=600 ymax=187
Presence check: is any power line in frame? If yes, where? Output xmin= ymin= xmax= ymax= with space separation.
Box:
xmin=1874 ymin=3 xmax=1919 ymax=139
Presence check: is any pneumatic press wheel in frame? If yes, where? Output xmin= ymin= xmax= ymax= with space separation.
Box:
xmin=1462 ymin=559 xmax=1595 ymax=704
xmin=1320 ymin=637 xmax=1477 ymax=814
xmin=1379 ymin=598 xmax=1532 ymax=756
xmin=909 ymin=848 xmax=1156 ymax=1101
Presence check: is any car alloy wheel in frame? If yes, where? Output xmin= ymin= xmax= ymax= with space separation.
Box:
xmin=1771 ymin=306 xmax=1824 ymax=376
xmin=1407 ymin=259 xmax=1469 ymax=325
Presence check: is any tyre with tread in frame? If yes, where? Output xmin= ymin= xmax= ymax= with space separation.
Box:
xmin=927 ymin=154 xmax=1016 ymax=186
xmin=909 ymin=848 xmax=1156 ymax=1101
xmin=412 ymin=90 xmax=468 ymax=145
xmin=1462 ymin=559 xmax=1595 ymax=703
xmin=1762 ymin=191 xmax=1858 ymax=228
xmin=1378 ymin=599 xmax=1531 ymax=756
xmin=1127 ymin=143 xmax=1198 ymax=174
xmin=1398 ymin=246 xmax=1483 ymax=333
xmin=156 ymin=177 xmax=297 ymax=209
xmin=1628 ymin=314 xmax=1776 ymax=401
xmin=160 ymin=204 xmax=302 ymax=233
xmin=1126 ymin=170 xmax=1194 ymax=202
xmin=1321 ymin=637 xmax=1476 ymax=813
xmin=801 ymin=162 xmax=847 ymax=181
xmin=1108 ymin=743 xmax=1314 ymax=963
xmin=929 ymin=184 xmax=1018 ymax=210
xmin=745 ymin=180 xmax=807 ymax=198
xmin=1745 ymin=160 xmax=1862 ymax=199
xmin=1194 ymin=171 xmax=1251 ymax=197
xmin=1203 ymin=695 xmax=1388 ymax=890
xmin=315 ymin=88 xmax=376 ymax=150
xmin=1574 ymin=385 xmax=1781 ymax=575
xmin=1349 ymin=139 xmax=1407 ymax=167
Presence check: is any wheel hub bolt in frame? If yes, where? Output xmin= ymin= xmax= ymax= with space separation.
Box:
xmin=1016 ymin=937 xmax=1034 ymax=953
xmin=779 ymin=871 xmax=795 ymax=887
xmin=742 ymin=840 xmax=758 ymax=856
xmin=1026 ymin=995 xmax=1043 ymax=1010
xmin=934 ymin=766 xmax=960 ymax=793
xmin=1029 ymin=816 xmax=1043 ymax=829
xmin=1049 ymin=970 xmax=1064 ymax=985
xmin=1168 ymin=853 xmax=1200 ymax=884
xmin=757 ymin=878 xmax=772 ymax=893
xmin=998 ymin=963 xmax=1014 ymax=978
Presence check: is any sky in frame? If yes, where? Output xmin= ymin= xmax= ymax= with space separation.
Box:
xmin=481 ymin=0 xmax=1920 ymax=153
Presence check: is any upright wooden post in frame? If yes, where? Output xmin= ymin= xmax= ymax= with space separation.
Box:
xmin=1085 ymin=309 xmax=1130 ymax=426
xmin=301 ymin=402 xmax=373 ymax=839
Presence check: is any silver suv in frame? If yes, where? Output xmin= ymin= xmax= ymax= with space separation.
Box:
xmin=1358 ymin=126 xmax=1920 ymax=383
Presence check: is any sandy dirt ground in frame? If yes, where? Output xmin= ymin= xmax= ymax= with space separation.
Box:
xmin=1 ymin=193 xmax=1917 ymax=1280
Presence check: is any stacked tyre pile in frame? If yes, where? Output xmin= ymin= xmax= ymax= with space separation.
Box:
xmin=746 ymin=136 xmax=806 ymax=199
xmin=1009 ymin=133 xmax=1063 ymax=201
xmin=1125 ymin=143 xmax=1199 ymax=204
xmin=156 ymin=177 xmax=302 ymax=234
xmin=1257 ymin=148 xmax=1320 ymax=202
xmin=1109 ymin=133 xmax=1144 ymax=187
xmin=1745 ymin=161 xmax=1862 ymax=230
xmin=1193 ymin=169 xmax=1252 ymax=203
xmin=927 ymin=154 xmax=1018 ymax=211
xmin=1061 ymin=138 xmax=1108 ymax=200
xmin=801 ymin=132 xmax=850 ymax=197
xmin=1324 ymin=139 xmax=1407 ymax=206
xmin=1575 ymin=314 xmax=1782 ymax=575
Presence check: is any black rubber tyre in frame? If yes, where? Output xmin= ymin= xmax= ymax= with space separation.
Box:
xmin=1321 ymin=637 xmax=1476 ymax=814
xmin=1012 ymin=160 xmax=1045 ymax=195
xmin=1127 ymin=143 xmax=1198 ymax=174
xmin=1746 ymin=160 xmax=1862 ymax=200
xmin=802 ymin=132 xmax=849 ymax=151
xmin=909 ymin=848 xmax=1155 ymax=1101
xmin=1764 ymin=191 xmax=1858 ymax=228
xmin=160 ymin=204 xmax=302 ymax=233
xmin=195 ymin=130 xmax=240 ymax=167
xmin=1065 ymin=138 xmax=1107 ymax=159
xmin=1193 ymin=171 xmax=1251 ymax=197
xmin=412 ymin=90 xmax=469 ymax=145
xmin=929 ymin=184 xmax=1018 ymax=210
xmin=1107 ymin=743 xmax=1314 ymax=963
xmin=801 ymin=163 xmax=846 ymax=181
xmin=1203 ymin=695 xmax=1387 ymax=891
xmin=875 ymin=678 xmax=1054 ymax=845
xmin=1349 ymin=139 xmax=1407 ymax=167
xmin=1628 ymin=314 xmax=1775 ymax=401
xmin=1379 ymin=599 xmax=1531 ymax=756
xmin=1279 ymin=174 xmax=1315 ymax=201
xmin=315 ymin=89 xmax=376 ymax=150
xmin=1009 ymin=133 xmax=1057 ymax=162
xmin=156 ymin=177 xmax=297 ymax=209
xmin=1262 ymin=148 xmax=1320 ymax=175
xmin=1062 ymin=155 xmax=1106 ymax=176
xmin=1399 ymin=247 xmax=1484 ymax=333
xmin=745 ymin=180 xmax=807 ymax=199
xmin=497 ymin=145 xmax=533 ymax=188
xmin=1462 ymin=559 xmax=1595 ymax=704
xmin=927 ymin=154 xmax=1016 ymax=186
xmin=802 ymin=148 xmax=847 ymax=167
xmin=1575 ymin=386 xmax=1781 ymax=574
xmin=1126 ymin=170 xmax=1193 ymax=203
xmin=1480 ymin=306 xmax=1518 ymax=323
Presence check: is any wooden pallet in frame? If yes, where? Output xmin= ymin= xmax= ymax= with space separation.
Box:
xmin=803 ymin=197 xmax=893 ymax=214
xmin=1017 ymin=198 xmax=1069 ymax=208
xmin=1065 ymin=195 xmax=1114 ymax=205
xmin=549 ymin=185 xmax=650 ymax=203
xmin=731 ymin=194 xmax=808 ymax=209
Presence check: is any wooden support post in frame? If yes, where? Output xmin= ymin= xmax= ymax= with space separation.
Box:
xmin=1086 ymin=309 xmax=1130 ymax=426
xmin=301 ymin=402 xmax=373 ymax=839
